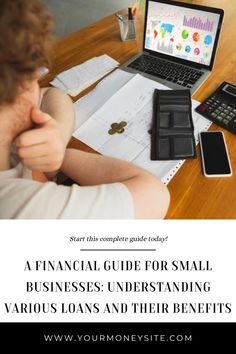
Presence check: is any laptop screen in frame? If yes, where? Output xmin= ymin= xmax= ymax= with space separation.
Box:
xmin=144 ymin=0 xmax=223 ymax=68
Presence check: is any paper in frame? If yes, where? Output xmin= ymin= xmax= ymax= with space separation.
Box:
xmin=50 ymin=54 xmax=119 ymax=96
xmin=73 ymin=69 xmax=134 ymax=130
xmin=74 ymin=71 xmax=211 ymax=184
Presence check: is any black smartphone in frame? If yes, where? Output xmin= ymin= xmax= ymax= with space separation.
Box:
xmin=199 ymin=131 xmax=232 ymax=177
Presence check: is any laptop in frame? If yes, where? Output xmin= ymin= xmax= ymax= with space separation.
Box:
xmin=120 ymin=0 xmax=224 ymax=94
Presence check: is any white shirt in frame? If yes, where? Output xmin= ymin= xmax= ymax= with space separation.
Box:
xmin=0 ymin=163 xmax=134 ymax=219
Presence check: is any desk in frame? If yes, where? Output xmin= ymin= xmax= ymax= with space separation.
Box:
xmin=40 ymin=0 xmax=236 ymax=219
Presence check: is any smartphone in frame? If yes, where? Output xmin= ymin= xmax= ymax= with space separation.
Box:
xmin=199 ymin=131 xmax=232 ymax=177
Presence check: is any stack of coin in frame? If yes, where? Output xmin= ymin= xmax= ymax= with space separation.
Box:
xmin=108 ymin=121 xmax=127 ymax=135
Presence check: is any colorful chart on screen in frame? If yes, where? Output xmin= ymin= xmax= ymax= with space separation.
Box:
xmin=145 ymin=1 xmax=221 ymax=66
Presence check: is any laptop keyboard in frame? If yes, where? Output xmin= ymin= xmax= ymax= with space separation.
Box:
xmin=127 ymin=55 xmax=204 ymax=89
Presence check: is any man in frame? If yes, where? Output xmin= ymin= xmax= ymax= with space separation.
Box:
xmin=0 ymin=0 xmax=170 ymax=219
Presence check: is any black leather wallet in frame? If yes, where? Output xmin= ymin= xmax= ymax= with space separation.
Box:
xmin=151 ymin=89 xmax=196 ymax=160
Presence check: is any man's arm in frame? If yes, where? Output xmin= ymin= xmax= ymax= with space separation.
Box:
xmin=16 ymin=87 xmax=75 ymax=174
xmin=61 ymin=149 xmax=170 ymax=219
xmin=40 ymin=87 xmax=75 ymax=147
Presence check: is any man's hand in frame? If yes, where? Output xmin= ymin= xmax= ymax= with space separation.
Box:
xmin=15 ymin=107 xmax=65 ymax=172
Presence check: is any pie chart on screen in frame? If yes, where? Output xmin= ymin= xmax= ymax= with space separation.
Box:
xmin=185 ymin=45 xmax=191 ymax=53
xmin=193 ymin=32 xmax=200 ymax=42
xmin=204 ymin=35 xmax=212 ymax=45
xmin=176 ymin=43 xmax=182 ymax=50
xmin=182 ymin=29 xmax=189 ymax=39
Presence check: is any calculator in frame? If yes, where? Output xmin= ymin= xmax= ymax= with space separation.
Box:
xmin=195 ymin=82 xmax=236 ymax=134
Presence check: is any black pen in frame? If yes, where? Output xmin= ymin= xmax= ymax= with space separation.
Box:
xmin=128 ymin=7 xmax=134 ymax=20
xmin=127 ymin=7 xmax=136 ymax=40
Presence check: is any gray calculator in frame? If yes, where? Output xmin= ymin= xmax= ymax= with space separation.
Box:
xmin=195 ymin=82 xmax=236 ymax=134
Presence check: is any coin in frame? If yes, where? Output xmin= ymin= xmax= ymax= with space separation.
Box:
xmin=117 ymin=128 xmax=125 ymax=134
xmin=108 ymin=121 xmax=127 ymax=135
xmin=108 ymin=129 xmax=116 ymax=135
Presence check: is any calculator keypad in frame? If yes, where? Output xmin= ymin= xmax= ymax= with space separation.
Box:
xmin=196 ymin=93 xmax=236 ymax=133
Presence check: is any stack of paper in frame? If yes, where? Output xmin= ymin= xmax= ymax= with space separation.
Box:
xmin=50 ymin=54 xmax=119 ymax=96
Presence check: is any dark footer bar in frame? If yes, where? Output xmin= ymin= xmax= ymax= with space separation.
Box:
xmin=0 ymin=322 xmax=235 ymax=348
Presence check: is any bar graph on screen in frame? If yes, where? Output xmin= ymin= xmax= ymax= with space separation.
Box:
xmin=183 ymin=16 xmax=214 ymax=32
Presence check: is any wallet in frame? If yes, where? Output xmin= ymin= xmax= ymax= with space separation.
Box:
xmin=151 ymin=89 xmax=196 ymax=160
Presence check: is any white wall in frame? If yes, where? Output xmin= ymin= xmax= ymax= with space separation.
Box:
xmin=44 ymin=0 xmax=135 ymax=37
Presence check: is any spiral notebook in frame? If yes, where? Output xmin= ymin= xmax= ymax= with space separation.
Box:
xmin=73 ymin=70 xmax=211 ymax=185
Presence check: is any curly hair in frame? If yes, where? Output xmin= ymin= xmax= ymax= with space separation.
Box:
xmin=0 ymin=0 xmax=54 ymax=105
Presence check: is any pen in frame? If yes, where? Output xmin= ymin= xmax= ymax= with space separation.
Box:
xmin=127 ymin=8 xmax=136 ymax=40
xmin=116 ymin=14 xmax=125 ymax=22
xmin=132 ymin=6 xmax=137 ymax=17
xmin=128 ymin=7 xmax=134 ymax=20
